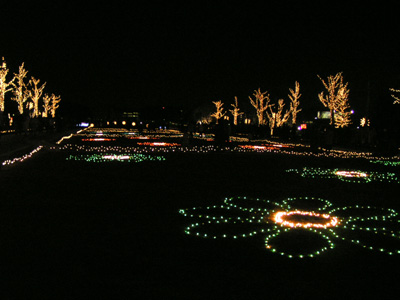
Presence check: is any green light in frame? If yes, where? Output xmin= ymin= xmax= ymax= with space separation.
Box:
xmin=179 ymin=196 xmax=400 ymax=258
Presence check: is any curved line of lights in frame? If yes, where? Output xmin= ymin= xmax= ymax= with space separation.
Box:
xmin=273 ymin=211 xmax=339 ymax=229
xmin=102 ymin=155 xmax=130 ymax=160
xmin=335 ymin=170 xmax=368 ymax=178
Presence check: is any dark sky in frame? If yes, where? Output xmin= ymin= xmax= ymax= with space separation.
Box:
xmin=2 ymin=2 xmax=400 ymax=119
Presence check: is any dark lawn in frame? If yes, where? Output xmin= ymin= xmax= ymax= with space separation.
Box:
xmin=1 ymin=146 xmax=400 ymax=299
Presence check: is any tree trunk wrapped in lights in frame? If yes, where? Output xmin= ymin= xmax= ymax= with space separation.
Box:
xmin=249 ymin=88 xmax=271 ymax=126
xmin=0 ymin=58 xmax=15 ymax=112
xmin=11 ymin=63 xmax=29 ymax=114
xmin=211 ymin=100 xmax=226 ymax=124
xmin=334 ymin=84 xmax=352 ymax=128
xmin=288 ymin=81 xmax=302 ymax=125
xmin=389 ymin=88 xmax=400 ymax=104
xmin=229 ymin=96 xmax=244 ymax=125
xmin=27 ymin=76 xmax=46 ymax=118
xmin=42 ymin=93 xmax=52 ymax=117
xmin=318 ymin=72 xmax=352 ymax=128
xmin=266 ymin=99 xmax=291 ymax=136
xmin=50 ymin=94 xmax=61 ymax=118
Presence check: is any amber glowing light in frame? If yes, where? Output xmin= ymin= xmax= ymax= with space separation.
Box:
xmin=273 ymin=211 xmax=339 ymax=229
xmin=82 ymin=138 xmax=116 ymax=142
xmin=335 ymin=170 xmax=368 ymax=178
xmin=137 ymin=142 xmax=181 ymax=146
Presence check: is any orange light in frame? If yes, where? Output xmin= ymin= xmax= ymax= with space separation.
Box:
xmin=335 ymin=170 xmax=368 ymax=178
xmin=81 ymin=138 xmax=116 ymax=142
xmin=137 ymin=142 xmax=181 ymax=146
xmin=273 ymin=211 xmax=339 ymax=229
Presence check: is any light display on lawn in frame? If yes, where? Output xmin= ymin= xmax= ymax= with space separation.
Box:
xmin=1 ymin=146 xmax=43 ymax=166
xmin=137 ymin=142 xmax=181 ymax=147
xmin=179 ymin=196 xmax=400 ymax=258
xmin=66 ymin=153 xmax=166 ymax=163
xmin=286 ymin=167 xmax=399 ymax=183
xmin=81 ymin=138 xmax=116 ymax=142
xmin=273 ymin=210 xmax=338 ymax=229
xmin=370 ymin=160 xmax=400 ymax=167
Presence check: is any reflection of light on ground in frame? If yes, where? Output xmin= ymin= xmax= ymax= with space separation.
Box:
xmin=273 ymin=211 xmax=339 ymax=229
xmin=335 ymin=170 xmax=368 ymax=178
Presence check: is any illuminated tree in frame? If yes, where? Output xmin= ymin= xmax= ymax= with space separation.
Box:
xmin=42 ymin=93 xmax=52 ymax=117
xmin=11 ymin=63 xmax=29 ymax=114
xmin=229 ymin=96 xmax=244 ymax=125
xmin=266 ymin=99 xmax=291 ymax=136
xmin=0 ymin=57 xmax=15 ymax=112
xmin=288 ymin=81 xmax=302 ymax=125
xmin=249 ymin=88 xmax=271 ymax=126
xmin=334 ymin=84 xmax=352 ymax=128
xmin=389 ymin=88 xmax=400 ymax=104
xmin=318 ymin=72 xmax=351 ymax=127
xmin=27 ymin=77 xmax=46 ymax=118
xmin=211 ymin=100 xmax=226 ymax=124
xmin=50 ymin=94 xmax=61 ymax=118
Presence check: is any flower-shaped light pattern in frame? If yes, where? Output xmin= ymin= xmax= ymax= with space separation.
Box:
xmin=286 ymin=167 xmax=399 ymax=183
xmin=179 ymin=196 xmax=400 ymax=258
xmin=66 ymin=153 xmax=166 ymax=163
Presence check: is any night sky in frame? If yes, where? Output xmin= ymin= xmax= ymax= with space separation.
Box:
xmin=2 ymin=2 xmax=400 ymax=121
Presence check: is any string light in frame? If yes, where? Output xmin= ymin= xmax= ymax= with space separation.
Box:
xmin=286 ymin=167 xmax=399 ymax=184
xmin=137 ymin=142 xmax=181 ymax=147
xmin=1 ymin=146 xmax=43 ymax=166
xmin=66 ymin=153 xmax=166 ymax=163
xmin=81 ymin=138 xmax=116 ymax=142
xmin=180 ymin=196 xmax=400 ymax=258
xmin=370 ymin=160 xmax=400 ymax=167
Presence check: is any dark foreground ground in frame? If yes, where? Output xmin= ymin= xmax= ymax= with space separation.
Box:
xmin=1 ymin=140 xmax=400 ymax=299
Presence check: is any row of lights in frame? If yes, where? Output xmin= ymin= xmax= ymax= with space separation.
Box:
xmin=66 ymin=153 xmax=166 ymax=163
xmin=1 ymin=146 xmax=43 ymax=166
xmin=286 ymin=167 xmax=399 ymax=184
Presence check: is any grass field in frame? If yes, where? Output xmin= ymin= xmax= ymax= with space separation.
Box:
xmin=1 ymin=130 xmax=400 ymax=299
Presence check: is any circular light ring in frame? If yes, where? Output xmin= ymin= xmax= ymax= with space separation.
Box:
xmin=102 ymin=155 xmax=130 ymax=160
xmin=264 ymin=228 xmax=336 ymax=258
xmin=335 ymin=170 xmax=368 ymax=178
xmin=273 ymin=210 xmax=339 ymax=229
xmin=180 ymin=196 xmax=400 ymax=258
xmin=137 ymin=142 xmax=181 ymax=146
xmin=287 ymin=167 xmax=399 ymax=184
